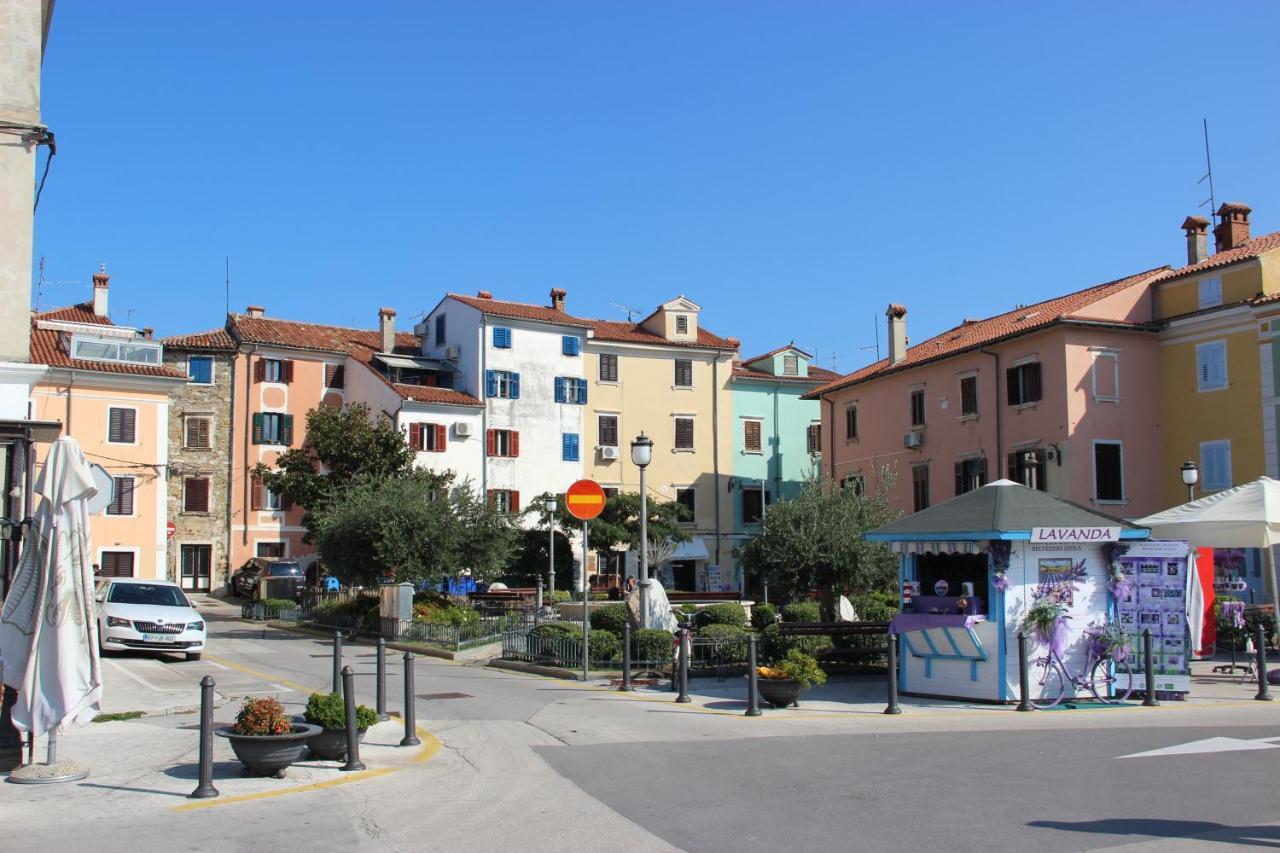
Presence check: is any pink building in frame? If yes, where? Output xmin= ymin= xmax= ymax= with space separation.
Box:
xmin=804 ymin=267 xmax=1170 ymax=519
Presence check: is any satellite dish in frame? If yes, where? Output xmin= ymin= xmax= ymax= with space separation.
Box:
xmin=85 ymin=463 xmax=115 ymax=515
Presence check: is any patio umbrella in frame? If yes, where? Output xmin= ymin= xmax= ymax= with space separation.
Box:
xmin=0 ymin=436 xmax=102 ymax=782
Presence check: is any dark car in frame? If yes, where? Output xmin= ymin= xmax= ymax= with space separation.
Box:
xmin=232 ymin=558 xmax=305 ymax=600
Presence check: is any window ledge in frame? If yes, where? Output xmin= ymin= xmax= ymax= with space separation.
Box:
xmin=1012 ymin=402 xmax=1039 ymax=411
xmin=1092 ymin=396 xmax=1120 ymax=404
xmin=672 ymin=448 xmax=696 ymax=454
xmin=741 ymin=450 xmax=764 ymax=456
xmin=596 ymin=380 xmax=620 ymax=387
xmin=183 ymin=446 xmax=214 ymax=452
xmin=1093 ymin=498 xmax=1129 ymax=506
xmin=180 ymin=511 xmax=211 ymax=517
xmin=671 ymin=385 xmax=695 ymax=391
xmin=1197 ymin=385 xmax=1228 ymax=394
xmin=958 ymin=413 xmax=979 ymax=422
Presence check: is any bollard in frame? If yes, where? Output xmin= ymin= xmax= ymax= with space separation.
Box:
xmin=745 ymin=634 xmax=761 ymax=717
xmin=332 ymin=630 xmax=343 ymax=694
xmin=536 ymin=577 xmax=544 ymax=612
xmin=1255 ymin=625 xmax=1273 ymax=702
xmin=884 ymin=633 xmax=902 ymax=715
xmin=676 ymin=628 xmax=691 ymax=703
xmin=375 ymin=636 xmax=389 ymax=721
xmin=339 ymin=666 xmax=366 ymax=771
xmin=189 ymin=675 xmax=219 ymax=799
xmin=620 ymin=622 xmax=632 ymax=692
xmin=400 ymin=651 xmax=421 ymax=747
xmin=1142 ymin=629 xmax=1159 ymax=707
xmin=1016 ymin=632 xmax=1033 ymax=712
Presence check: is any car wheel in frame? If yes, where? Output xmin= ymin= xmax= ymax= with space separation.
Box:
xmin=186 ymin=653 xmax=202 ymax=662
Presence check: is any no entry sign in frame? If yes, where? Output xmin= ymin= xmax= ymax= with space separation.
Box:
xmin=565 ymin=479 xmax=606 ymax=521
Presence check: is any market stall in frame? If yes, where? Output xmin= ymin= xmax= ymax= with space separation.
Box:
xmin=866 ymin=479 xmax=1169 ymax=703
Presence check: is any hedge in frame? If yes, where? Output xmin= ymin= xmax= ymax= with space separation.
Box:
xmin=633 ymin=628 xmax=674 ymax=663
xmin=695 ymin=603 xmax=747 ymax=629
xmin=781 ymin=601 xmax=821 ymax=623
xmin=750 ymin=602 xmax=778 ymax=630
xmin=696 ymin=623 xmax=748 ymax=661
xmin=589 ymin=603 xmax=630 ymax=635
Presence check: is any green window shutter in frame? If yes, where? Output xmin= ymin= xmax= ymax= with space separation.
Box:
xmin=282 ymin=415 xmax=295 ymax=446
xmin=252 ymin=413 xmax=264 ymax=445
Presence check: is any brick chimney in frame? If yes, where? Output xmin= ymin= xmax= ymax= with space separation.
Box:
xmin=245 ymin=305 xmax=265 ymax=318
xmin=476 ymin=290 xmax=493 ymax=299
xmin=379 ymin=307 xmax=396 ymax=353
xmin=1214 ymin=202 xmax=1252 ymax=253
xmin=886 ymin=304 xmax=908 ymax=365
xmin=141 ymin=327 xmax=153 ymax=340
xmin=1182 ymin=216 xmax=1210 ymax=265
xmin=92 ymin=265 xmax=109 ymax=317
xmin=549 ymin=288 xmax=567 ymax=313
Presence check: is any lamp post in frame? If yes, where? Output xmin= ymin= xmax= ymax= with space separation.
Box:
xmin=1180 ymin=458 xmax=1199 ymax=503
xmin=631 ymin=432 xmax=654 ymax=629
xmin=544 ymin=495 xmax=557 ymax=598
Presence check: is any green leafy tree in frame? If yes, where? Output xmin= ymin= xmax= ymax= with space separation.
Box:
xmin=588 ymin=492 xmax=691 ymax=555
xmin=742 ymin=471 xmax=899 ymax=619
xmin=505 ymin=527 xmax=574 ymax=590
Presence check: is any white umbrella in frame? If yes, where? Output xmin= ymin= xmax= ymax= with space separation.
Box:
xmin=0 ymin=436 xmax=102 ymax=782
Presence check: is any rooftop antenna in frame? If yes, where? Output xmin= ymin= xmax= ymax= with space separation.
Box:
xmin=32 ymin=256 xmax=80 ymax=313
xmin=859 ymin=315 xmax=881 ymax=362
xmin=224 ymin=256 xmax=230 ymax=317
xmin=1198 ymin=118 xmax=1218 ymax=229
xmin=610 ymin=302 xmax=642 ymax=323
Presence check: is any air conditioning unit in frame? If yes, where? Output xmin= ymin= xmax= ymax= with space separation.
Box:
xmin=599 ymin=446 xmax=620 ymax=460
xmin=903 ymin=431 xmax=924 ymax=449
xmin=453 ymin=422 xmax=472 ymax=437
xmin=412 ymin=319 xmax=431 ymax=336
xmin=444 ymin=346 xmax=460 ymax=361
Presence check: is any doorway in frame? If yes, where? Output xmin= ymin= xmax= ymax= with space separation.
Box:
xmin=180 ymin=544 xmax=213 ymax=592
xmin=671 ymin=560 xmax=697 ymax=592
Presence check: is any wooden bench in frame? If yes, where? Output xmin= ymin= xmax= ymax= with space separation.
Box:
xmin=777 ymin=621 xmax=891 ymax=666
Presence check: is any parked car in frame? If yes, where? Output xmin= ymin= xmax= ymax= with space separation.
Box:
xmin=232 ymin=558 xmax=305 ymax=600
xmin=94 ymin=578 xmax=206 ymax=661
xmin=230 ymin=561 xmax=263 ymax=598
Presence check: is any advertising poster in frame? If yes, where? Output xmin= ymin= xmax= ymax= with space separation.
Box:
xmin=1114 ymin=541 xmax=1191 ymax=694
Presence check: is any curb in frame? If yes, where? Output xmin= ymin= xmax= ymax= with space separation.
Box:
xmin=487 ymin=659 xmax=585 ymax=680
xmin=247 ymin=619 xmax=494 ymax=663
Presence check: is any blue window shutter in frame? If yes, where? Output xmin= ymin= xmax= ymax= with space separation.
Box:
xmin=562 ymin=433 xmax=570 ymax=460
xmin=486 ymin=370 xmax=497 ymax=397
xmin=578 ymin=378 xmax=587 ymax=405
xmin=554 ymin=377 xmax=564 ymax=403
xmin=562 ymin=336 xmax=578 ymax=356
xmin=510 ymin=372 xmax=520 ymax=399
xmin=572 ymin=433 xmax=580 ymax=460
xmin=563 ymin=433 xmax=580 ymax=461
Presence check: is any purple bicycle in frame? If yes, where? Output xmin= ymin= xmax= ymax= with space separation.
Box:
xmin=1031 ymin=639 xmax=1134 ymax=709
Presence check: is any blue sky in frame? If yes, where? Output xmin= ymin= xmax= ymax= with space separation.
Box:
xmin=32 ymin=1 xmax=1280 ymax=372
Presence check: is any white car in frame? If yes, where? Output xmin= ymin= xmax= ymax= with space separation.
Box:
xmin=95 ymin=577 xmax=207 ymax=661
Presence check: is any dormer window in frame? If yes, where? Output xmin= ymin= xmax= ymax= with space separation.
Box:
xmin=675 ymin=315 xmax=689 ymax=335
xmin=782 ymin=355 xmax=798 ymax=376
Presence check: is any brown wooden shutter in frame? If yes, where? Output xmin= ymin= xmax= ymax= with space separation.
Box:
xmin=283 ymin=360 xmax=295 ymax=383
xmin=250 ymin=475 xmax=263 ymax=511
xmin=675 ymin=418 xmax=693 ymax=449
xmin=434 ymin=424 xmax=447 ymax=451
xmin=118 ymin=477 xmax=134 ymax=515
xmin=409 ymin=423 xmax=422 ymax=450
xmin=510 ymin=490 xmax=520 ymax=512
xmin=1027 ymin=363 xmax=1042 ymax=402
xmin=486 ymin=489 xmax=495 ymax=507
xmin=185 ymin=478 xmax=209 ymax=513
xmin=101 ymin=552 xmax=135 ymax=578
xmin=325 ymin=363 xmax=345 ymax=389
xmin=254 ymin=359 xmax=265 ymax=383
xmin=486 ymin=429 xmax=496 ymax=456
xmin=510 ymin=431 xmax=520 ymax=457
xmin=109 ymin=408 xmax=136 ymax=443
xmin=744 ymin=420 xmax=760 ymax=452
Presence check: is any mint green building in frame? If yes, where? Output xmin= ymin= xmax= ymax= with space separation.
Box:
xmin=728 ymin=344 xmax=839 ymax=593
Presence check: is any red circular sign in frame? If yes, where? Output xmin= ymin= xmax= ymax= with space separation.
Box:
xmin=166 ymin=521 xmax=176 ymax=539
xmin=565 ymin=479 xmax=606 ymax=521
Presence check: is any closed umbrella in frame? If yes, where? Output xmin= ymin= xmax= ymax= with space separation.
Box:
xmin=0 ymin=436 xmax=102 ymax=783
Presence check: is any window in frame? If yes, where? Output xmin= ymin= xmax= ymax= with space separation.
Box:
xmin=1008 ymin=449 xmax=1047 ymax=491
xmin=960 ymin=375 xmax=978 ymax=417
xmin=1091 ymin=351 xmax=1119 ymax=401
xmin=488 ymin=489 xmax=519 ymax=512
xmin=675 ymin=315 xmax=688 ymax=335
xmin=742 ymin=486 xmax=765 ymax=523
xmin=842 ymin=475 xmax=866 ymax=496
xmin=183 ymin=478 xmax=210 ymax=513
xmin=325 ymin=363 xmax=345 ymax=389
xmin=493 ymin=327 xmax=512 ymax=349
xmin=674 ymin=417 xmax=694 ymax=450
xmin=602 ymin=486 xmax=619 ymax=499
xmin=108 ymin=407 xmax=137 ymax=443
xmin=954 ymin=458 xmax=987 ymax=495
xmin=561 ymin=335 xmax=580 ymax=356
xmin=1196 ymin=341 xmax=1228 ymax=391
xmin=252 ymin=413 xmax=294 ymax=446
xmin=1093 ymin=441 xmax=1124 ymax=502
xmin=99 ymin=551 xmax=135 ymax=578
xmin=598 ymin=415 xmax=619 ymax=448
xmin=187 ymin=356 xmax=213 ymax=384
xmin=806 ymin=423 xmax=822 ymax=455
xmin=256 ymin=542 xmax=285 ymax=558
xmin=184 ymin=417 xmax=210 ymax=449
xmin=554 ymin=377 xmax=588 ymax=404
xmin=910 ymin=387 xmax=926 ymax=427
xmin=562 ymin=433 xmax=580 ymax=462
xmin=674 ymin=359 xmax=693 ymax=387
xmin=487 ymin=429 xmax=519 ymax=457
xmin=1201 ymin=440 xmax=1233 ymax=492
xmin=782 ymin=354 xmax=798 ymax=376
xmin=676 ymin=487 xmax=696 ymax=520
xmin=264 ymin=486 xmax=285 ymax=511
xmin=255 ymin=358 xmax=292 ymax=384
xmin=408 ymin=422 xmax=447 ymax=452
xmin=71 ymin=334 xmax=161 ymax=366
xmin=845 ymin=405 xmax=858 ymax=440
xmin=743 ymin=419 xmax=762 ymax=453
xmin=912 ymin=464 xmax=930 ymax=512
xmin=599 ymin=353 xmax=618 ymax=383
xmin=435 ymin=314 xmax=446 ymax=345
xmin=106 ymin=476 xmax=135 ymax=515
xmin=485 ymin=370 xmax=520 ymax=399
xmin=1198 ymin=276 xmax=1223 ymax=309
xmin=1007 ymin=362 xmax=1042 ymax=405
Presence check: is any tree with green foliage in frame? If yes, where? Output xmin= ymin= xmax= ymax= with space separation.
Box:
xmin=742 ymin=471 xmax=899 ymax=620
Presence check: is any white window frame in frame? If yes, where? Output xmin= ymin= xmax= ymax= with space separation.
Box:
xmin=1091 ymin=439 xmax=1126 ymax=504
xmin=261 ymin=358 xmax=287 ymax=383
xmin=263 ymin=485 xmax=285 ymax=512
xmin=1200 ymin=439 xmax=1233 ymax=492
xmin=107 ymin=406 xmax=139 ymax=446
xmin=187 ymin=355 xmax=215 ymax=384
xmin=675 ymin=314 xmax=689 ymax=335
xmin=182 ymin=477 xmax=211 ymax=514
xmin=1090 ymin=349 xmax=1120 ymax=403
xmin=742 ymin=417 xmax=764 ymax=455
xmin=1196 ymin=340 xmax=1228 ymax=392
xmin=957 ymin=371 xmax=979 ymax=419
xmin=1198 ymin=276 xmax=1223 ymax=309
xmin=493 ymin=370 xmax=516 ymax=399
xmin=597 ymin=414 xmax=619 ymax=448
xmin=492 ymin=429 xmax=515 ymax=457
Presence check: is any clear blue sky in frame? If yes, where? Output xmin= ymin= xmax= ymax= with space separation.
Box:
xmin=32 ymin=1 xmax=1280 ymax=372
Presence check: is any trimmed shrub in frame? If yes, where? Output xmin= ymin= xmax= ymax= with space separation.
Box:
xmin=304 ymin=692 xmax=378 ymax=731
xmin=231 ymin=696 xmax=291 ymax=736
xmin=527 ymin=622 xmax=581 ymax=642
xmin=413 ymin=602 xmax=480 ymax=626
xmin=259 ymin=598 xmax=297 ymax=611
xmin=695 ymin=603 xmax=747 ymax=629
xmin=781 ymin=601 xmax=821 ymax=623
xmin=634 ymin=628 xmax=674 ymax=663
xmin=549 ymin=590 xmax=574 ymax=603
xmin=589 ymin=629 xmax=621 ymax=663
xmin=750 ymin=602 xmax=778 ymax=631
xmin=696 ymin=623 xmax=748 ymax=661
xmin=589 ymin=603 xmax=630 ymax=635
xmin=850 ymin=590 xmax=900 ymax=622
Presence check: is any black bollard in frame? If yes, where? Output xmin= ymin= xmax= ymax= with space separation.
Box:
xmin=676 ymin=628 xmax=691 ymax=703
xmin=332 ymin=630 xmax=343 ymax=695
xmin=745 ymin=634 xmax=761 ymax=717
xmin=375 ymin=637 xmax=389 ymax=721
xmin=1016 ymin=632 xmax=1033 ymax=712
xmin=339 ymin=666 xmax=366 ymax=772
xmin=884 ymin=633 xmax=903 ymax=715
xmin=189 ymin=675 xmax=219 ymax=799
xmin=400 ymin=651 xmax=421 ymax=747
xmin=1142 ymin=629 xmax=1159 ymax=707
xmin=1255 ymin=625 xmax=1273 ymax=702
xmin=621 ymin=623 xmax=632 ymax=692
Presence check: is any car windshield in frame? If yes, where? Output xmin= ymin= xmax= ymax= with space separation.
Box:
xmin=108 ymin=583 xmax=189 ymax=607
xmin=267 ymin=563 xmax=302 ymax=577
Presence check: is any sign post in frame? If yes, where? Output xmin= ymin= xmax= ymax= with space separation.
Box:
xmin=566 ymin=480 xmax=606 ymax=683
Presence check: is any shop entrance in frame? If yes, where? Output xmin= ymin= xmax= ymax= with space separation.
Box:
xmin=671 ymin=559 xmax=697 ymax=591
xmin=180 ymin=544 xmax=212 ymax=592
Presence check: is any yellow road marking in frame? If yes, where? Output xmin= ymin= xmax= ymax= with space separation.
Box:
xmin=172 ymin=767 xmax=398 ymax=811
xmin=204 ymin=654 xmax=316 ymax=695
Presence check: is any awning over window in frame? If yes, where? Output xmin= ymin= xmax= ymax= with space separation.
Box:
xmin=889 ymin=540 xmax=985 ymax=556
xmin=668 ymin=537 xmax=710 ymax=561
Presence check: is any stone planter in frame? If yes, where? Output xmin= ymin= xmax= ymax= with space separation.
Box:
xmin=216 ymin=723 xmax=322 ymax=778
xmin=756 ymin=677 xmax=804 ymax=709
xmin=306 ymin=726 xmax=368 ymax=761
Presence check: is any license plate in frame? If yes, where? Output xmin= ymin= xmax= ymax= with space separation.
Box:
xmin=142 ymin=633 xmax=177 ymax=644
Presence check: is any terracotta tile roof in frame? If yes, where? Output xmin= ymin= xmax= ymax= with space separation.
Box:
xmin=447 ymin=293 xmax=594 ymax=327
xmin=1158 ymin=229 xmax=1280 ymax=281
xmin=740 ymin=342 xmax=813 ymax=365
xmin=804 ymin=266 xmax=1169 ymax=399
xmin=1251 ymin=292 xmax=1280 ymax=307
xmin=29 ymin=327 xmax=187 ymax=379
xmin=162 ymin=328 xmax=237 ymax=351
xmin=392 ymin=384 xmax=483 ymax=407
xmin=231 ymin=314 xmax=420 ymax=354
xmin=587 ymin=319 xmax=738 ymax=350
xmin=731 ymin=361 xmax=840 ymax=384
xmin=35 ymin=302 xmax=112 ymax=325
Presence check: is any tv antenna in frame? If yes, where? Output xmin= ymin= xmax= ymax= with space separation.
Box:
xmin=610 ymin=302 xmax=642 ymax=323
xmin=859 ymin=315 xmax=881 ymax=362
xmin=32 ymin=257 xmax=80 ymax=313
xmin=224 ymin=256 xmax=230 ymax=317
xmin=1198 ymin=118 xmax=1218 ymax=228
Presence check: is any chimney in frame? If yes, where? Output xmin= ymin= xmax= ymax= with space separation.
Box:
xmin=550 ymin=288 xmax=567 ymax=313
xmin=1214 ymin=202 xmax=1252 ymax=253
xmin=379 ymin=307 xmax=396 ymax=353
xmin=476 ymin=290 xmax=493 ymax=299
xmin=245 ymin=305 xmax=265 ymax=318
xmin=141 ymin=327 xmax=154 ymax=340
xmin=886 ymin=304 xmax=908 ymax=365
xmin=92 ymin=265 xmax=109 ymax=317
xmin=1182 ymin=216 xmax=1210 ymax=265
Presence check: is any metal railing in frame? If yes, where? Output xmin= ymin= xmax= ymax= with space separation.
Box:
xmin=501 ymin=627 xmax=674 ymax=671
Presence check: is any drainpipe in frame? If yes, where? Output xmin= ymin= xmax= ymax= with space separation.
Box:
xmin=224 ymin=347 xmax=237 ymax=587
xmin=241 ymin=346 xmax=258 ymax=548
xmin=772 ymin=380 xmax=781 ymax=499
xmin=980 ymin=349 xmax=1003 ymax=479
xmin=479 ymin=315 xmax=487 ymax=496
xmin=826 ymin=395 xmax=835 ymax=481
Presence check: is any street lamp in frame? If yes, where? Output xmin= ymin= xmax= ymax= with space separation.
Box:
xmin=631 ymin=432 xmax=654 ymax=628
xmin=544 ymin=495 xmax=557 ymax=597
xmin=1180 ymin=459 xmax=1199 ymax=503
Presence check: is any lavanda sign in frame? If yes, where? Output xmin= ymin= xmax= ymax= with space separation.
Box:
xmin=1030 ymin=527 xmax=1120 ymax=543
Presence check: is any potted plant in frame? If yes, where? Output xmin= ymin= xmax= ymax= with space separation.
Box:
xmin=753 ymin=649 xmax=828 ymax=708
xmin=1021 ymin=592 xmax=1069 ymax=656
xmin=216 ymin=696 xmax=320 ymax=778
xmin=303 ymin=692 xmax=378 ymax=760
xmin=1083 ymin=619 xmax=1131 ymax=663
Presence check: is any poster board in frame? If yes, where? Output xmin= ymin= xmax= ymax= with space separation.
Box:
xmin=1113 ymin=540 xmax=1191 ymax=694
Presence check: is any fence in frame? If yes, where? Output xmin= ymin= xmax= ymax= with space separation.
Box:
xmin=381 ymin=612 xmax=543 ymax=651
xmin=501 ymin=627 xmax=681 ymax=672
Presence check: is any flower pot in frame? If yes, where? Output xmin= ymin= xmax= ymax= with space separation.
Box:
xmin=216 ymin=723 xmax=322 ymax=778
xmin=755 ymin=677 xmax=804 ymax=709
xmin=307 ymin=726 xmax=368 ymax=761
